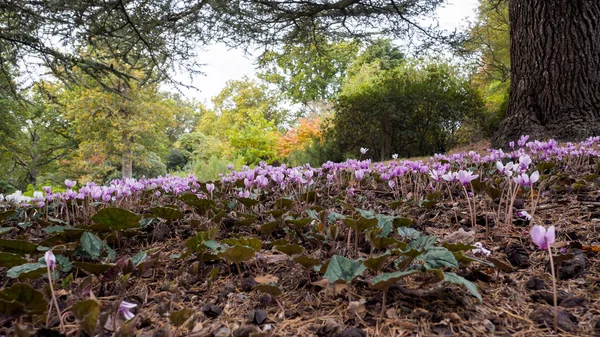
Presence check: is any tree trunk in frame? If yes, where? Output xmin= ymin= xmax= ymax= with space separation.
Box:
xmin=122 ymin=149 xmax=133 ymax=179
xmin=492 ymin=0 xmax=600 ymax=148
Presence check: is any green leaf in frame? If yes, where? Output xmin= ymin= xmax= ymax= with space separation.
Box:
xmin=292 ymin=255 xmax=321 ymax=269
xmin=92 ymin=207 xmax=142 ymax=231
xmin=370 ymin=236 xmax=400 ymax=249
xmin=343 ymin=217 xmax=378 ymax=232
xmin=0 ymin=252 xmax=26 ymax=268
xmin=72 ymin=300 xmax=100 ymax=335
xmin=299 ymin=191 xmax=317 ymax=203
xmin=222 ymin=237 xmax=262 ymax=252
xmin=73 ymin=262 xmax=113 ymax=275
xmin=80 ymin=232 xmax=104 ymax=259
xmin=185 ymin=229 xmax=218 ymax=252
xmin=0 ymin=227 xmax=15 ymax=236
xmin=407 ymin=235 xmax=437 ymax=251
xmin=0 ymin=210 xmax=16 ymax=221
xmin=170 ymin=307 xmax=195 ymax=327
xmin=419 ymin=248 xmax=459 ymax=270
xmin=323 ymin=255 xmax=367 ymax=284
xmin=217 ymin=245 xmax=255 ymax=265
xmin=285 ymin=217 xmax=312 ymax=227
xmin=0 ymin=239 xmax=38 ymax=254
xmin=370 ymin=270 xmax=419 ymax=291
xmin=131 ymin=251 xmax=147 ymax=266
xmin=327 ymin=211 xmax=346 ymax=224
xmin=253 ymin=282 xmax=283 ymax=297
xmin=354 ymin=208 xmax=375 ymax=218
xmin=374 ymin=214 xmax=395 ymax=237
xmin=6 ymin=263 xmax=46 ymax=279
xmin=443 ymin=272 xmax=482 ymax=303
xmin=43 ymin=226 xmax=71 ymax=234
xmin=260 ymin=221 xmax=279 ymax=236
xmin=55 ymin=254 xmax=72 ymax=272
xmin=393 ymin=217 xmax=413 ymax=228
xmin=236 ymin=197 xmax=259 ymax=207
xmin=441 ymin=242 xmax=477 ymax=252
xmin=0 ymin=283 xmax=47 ymax=315
xmin=364 ymin=251 xmax=392 ymax=272
xmin=274 ymin=244 xmax=304 ymax=256
xmin=150 ymin=206 xmax=184 ymax=220
xmin=275 ymin=198 xmax=294 ymax=209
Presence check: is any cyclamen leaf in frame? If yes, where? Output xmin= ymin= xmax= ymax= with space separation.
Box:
xmin=443 ymin=272 xmax=482 ymax=303
xmin=79 ymin=232 xmax=104 ymax=259
xmin=72 ymin=300 xmax=100 ymax=335
xmin=6 ymin=263 xmax=46 ymax=279
xmin=324 ymin=255 xmax=366 ymax=284
xmin=370 ymin=270 xmax=419 ymax=291
xmin=0 ymin=252 xmax=26 ymax=268
xmin=92 ymin=207 xmax=142 ymax=230
xmin=0 ymin=239 xmax=38 ymax=254
xmin=170 ymin=307 xmax=195 ymax=327
xmin=0 ymin=283 xmax=47 ymax=315
xmin=419 ymin=248 xmax=459 ymax=270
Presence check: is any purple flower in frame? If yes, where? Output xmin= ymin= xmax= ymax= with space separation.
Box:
xmin=530 ymin=225 xmax=555 ymax=250
xmin=457 ymin=170 xmax=478 ymax=185
xmin=513 ymin=171 xmax=540 ymax=187
xmin=206 ymin=183 xmax=215 ymax=194
xmin=354 ymin=169 xmax=365 ymax=181
xmin=442 ymin=171 xmax=456 ymax=182
xmin=65 ymin=179 xmax=77 ymax=189
xmin=44 ymin=250 xmax=56 ymax=269
xmin=118 ymin=301 xmax=137 ymax=320
xmin=517 ymin=210 xmax=532 ymax=221
xmin=347 ymin=187 xmax=355 ymax=195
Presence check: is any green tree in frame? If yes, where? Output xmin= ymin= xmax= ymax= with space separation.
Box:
xmin=61 ymin=66 xmax=190 ymax=181
xmin=196 ymin=77 xmax=286 ymax=165
xmin=0 ymin=83 xmax=76 ymax=187
xmin=257 ymin=36 xmax=360 ymax=108
xmin=334 ymin=60 xmax=484 ymax=160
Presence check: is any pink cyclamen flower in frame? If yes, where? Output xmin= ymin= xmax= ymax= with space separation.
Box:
xmin=118 ymin=301 xmax=137 ymax=320
xmin=513 ymin=171 xmax=540 ymax=187
xmin=354 ymin=169 xmax=365 ymax=181
xmin=44 ymin=250 xmax=56 ymax=269
xmin=65 ymin=179 xmax=77 ymax=189
xmin=530 ymin=225 xmax=556 ymax=250
xmin=206 ymin=183 xmax=215 ymax=194
xmin=457 ymin=170 xmax=478 ymax=185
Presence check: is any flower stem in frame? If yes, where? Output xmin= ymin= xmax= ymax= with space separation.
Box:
xmin=46 ymin=266 xmax=65 ymax=333
xmin=547 ymin=246 xmax=558 ymax=332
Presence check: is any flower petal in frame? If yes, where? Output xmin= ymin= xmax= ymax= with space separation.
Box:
xmin=545 ymin=226 xmax=556 ymax=247
xmin=530 ymin=225 xmax=547 ymax=249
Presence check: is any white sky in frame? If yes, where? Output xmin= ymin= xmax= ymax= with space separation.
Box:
xmin=170 ymin=0 xmax=480 ymax=105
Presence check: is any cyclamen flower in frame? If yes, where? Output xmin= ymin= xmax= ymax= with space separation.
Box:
xmin=388 ymin=180 xmax=395 ymax=189
xmin=65 ymin=179 xmax=76 ymax=189
xmin=44 ymin=250 xmax=56 ymax=269
xmin=530 ymin=225 xmax=556 ymax=250
xmin=118 ymin=301 xmax=137 ymax=320
xmin=392 ymin=154 xmax=398 ymax=160
xmin=442 ymin=172 xmax=457 ymax=182
xmin=360 ymin=147 xmax=369 ymax=155
xmin=206 ymin=183 xmax=215 ymax=194
xmin=471 ymin=242 xmax=491 ymax=256
xmin=354 ymin=169 xmax=365 ymax=181
xmin=517 ymin=210 xmax=532 ymax=221
xmin=496 ymin=161 xmax=514 ymax=176
xmin=513 ymin=171 xmax=540 ymax=187
xmin=457 ymin=170 xmax=478 ymax=185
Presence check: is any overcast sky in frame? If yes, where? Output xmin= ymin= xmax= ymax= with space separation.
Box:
xmin=171 ymin=0 xmax=480 ymax=105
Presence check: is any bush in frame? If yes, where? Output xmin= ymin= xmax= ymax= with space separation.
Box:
xmin=191 ymin=155 xmax=244 ymax=182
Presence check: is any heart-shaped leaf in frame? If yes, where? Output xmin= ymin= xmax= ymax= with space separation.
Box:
xmin=324 ymin=255 xmax=366 ymax=284
xmin=0 ymin=283 xmax=47 ymax=315
xmin=222 ymin=238 xmax=262 ymax=252
xmin=150 ymin=206 xmax=184 ymax=220
xmin=443 ymin=272 xmax=482 ymax=303
xmin=260 ymin=221 xmax=279 ymax=236
xmin=170 ymin=307 xmax=195 ymax=327
xmin=185 ymin=229 xmax=218 ymax=252
xmin=419 ymin=248 xmax=459 ymax=270
xmin=253 ymin=282 xmax=283 ymax=297
xmin=79 ymin=232 xmax=104 ymax=259
xmin=180 ymin=193 xmax=215 ymax=214
xmin=0 ymin=252 xmax=27 ymax=268
xmin=344 ymin=217 xmax=378 ymax=232
xmin=292 ymin=255 xmax=321 ymax=269
xmin=364 ymin=252 xmax=392 ymax=272
xmin=218 ymin=245 xmax=255 ymax=265
xmin=73 ymin=262 xmax=113 ymax=275
xmin=92 ymin=207 xmax=142 ymax=231
xmin=374 ymin=214 xmax=395 ymax=237
xmin=236 ymin=197 xmax=259 ymax=207
xmin=397 ymin=227 xmax=421 ymax=240
xmin=274 ymin=244 xmax=304 ymax=256
xmin=0 ymin=239 xmax=38 ymax=254
xmin=0 ymin=227 xmax=15 ymax=236
xmin=370 ymin=270 xmax=419 ymax=291
xmin=6 ymin=263 xmax=46 ymax=279
xmin=72 ymin=300 xmax=100 ymax=335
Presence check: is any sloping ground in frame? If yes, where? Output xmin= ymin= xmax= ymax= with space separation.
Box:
xmin=0 ymin=138 xmax=599 ymax=336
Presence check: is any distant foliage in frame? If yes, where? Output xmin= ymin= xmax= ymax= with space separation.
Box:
xmin=333 ymin=60 xmax=485 ymax=160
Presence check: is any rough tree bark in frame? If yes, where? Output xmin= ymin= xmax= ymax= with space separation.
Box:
xmin=492 ymin=0 xmax=600 ymax=148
